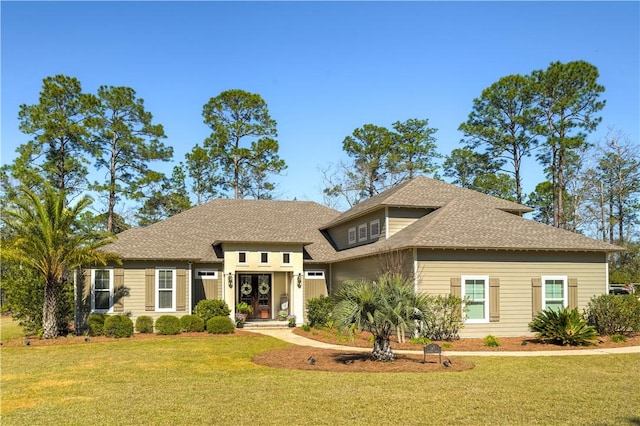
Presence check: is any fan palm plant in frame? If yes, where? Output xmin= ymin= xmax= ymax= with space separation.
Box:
xmin=1 ymin=185 xmax=120 ymax=338
xmin=333 ymin=273 xmax=430 ymax=361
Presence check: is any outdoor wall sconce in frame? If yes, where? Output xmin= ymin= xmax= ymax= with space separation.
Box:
xmin=297 ymin=272 xmax=303 ymax=288
xmin=228 ymin=272 xmax=234 ymax=288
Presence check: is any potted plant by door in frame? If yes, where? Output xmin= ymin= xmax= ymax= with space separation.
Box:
xmin=235 ymin=313 xmax=245 ymax=328
xmin=287 ymin=314 xmax=296 ymax=327
xmin=236 ymin=302 xmax=253 ymax=323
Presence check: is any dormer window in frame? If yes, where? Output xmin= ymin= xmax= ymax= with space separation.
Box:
xmin=370 ymin=219 xmax=380 ymax=239
xmin=358 ymin=224 xmax=367 ymax=242
xmin=348 ymin=227 xmax=356 ymax=245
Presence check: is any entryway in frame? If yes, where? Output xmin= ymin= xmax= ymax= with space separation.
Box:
xmin=238 ymin=274 xmax=272 ymax=319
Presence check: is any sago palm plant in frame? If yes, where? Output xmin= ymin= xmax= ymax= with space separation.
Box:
xmin=529 ymin=307 xmax=598 ymax=346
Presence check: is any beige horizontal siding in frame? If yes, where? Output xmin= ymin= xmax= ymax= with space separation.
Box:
xmin=387 ymin=207 xmax=429 ymax=237
xmin=417 ymin=250 xmax=608 ymax=338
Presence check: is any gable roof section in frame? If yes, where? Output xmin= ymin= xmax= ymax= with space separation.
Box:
xmin=321 ymin=176 xmax=532 ymax=229
xmin=103 ymin=199 xmax=340 ymax=262
xmin=330 ymin=198 xmax=623 ymax=262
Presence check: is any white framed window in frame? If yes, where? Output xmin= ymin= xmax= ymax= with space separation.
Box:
xmin=260 ymin=252 xmax=269 ymax=265
xmin=156 ymin=269 xmax=176 ymax=311
xmin=238 ymin=252 xmax=247 ymax=264
xmin=92 ymin=268 xmax=113 ymax=312
xmin=196 ymin=270 xmax=218 ymax=279
xmin=461 ymin=275 xmax=489 ymax=323
xmin=542 ymin=276 xmax=567 ymax=312
xmin=305 ymin=270 xmax=325 ymax=279
xmin=282 ymin=252 xmax=291 ymax=265
xmin=348 ymin=227 xmax=356 ymax=245
xmin=358 ymin=223 xmax=367 ymax=242
xmin=370 ymin=219 xmax=380 ymax=239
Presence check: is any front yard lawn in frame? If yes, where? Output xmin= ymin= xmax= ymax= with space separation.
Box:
xmin=1 ymin=332 xmax=639 ymax=425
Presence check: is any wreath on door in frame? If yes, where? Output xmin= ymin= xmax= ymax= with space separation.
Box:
xmin=258 ymin=278 xmax=270 ymax=295
xmin=240 ymin=282 xmax=252 ymax=296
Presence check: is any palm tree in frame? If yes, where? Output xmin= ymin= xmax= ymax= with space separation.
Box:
xmin=333 ymin=274 xmax=430 ymax=361
xmin=1 ymin=185 xmax=119 ymax=338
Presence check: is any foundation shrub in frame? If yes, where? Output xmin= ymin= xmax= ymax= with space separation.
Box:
xmin=610 ymin=333 xmax=627 ymax=343
xmin=87 ymin=314 xmax=107 ymax=336
xmin=585 ymin=294 xmax=640 ymax=336
xmin=306 ymin=295 xmax=336 ymax=327
xmin=180 ymin=314 xmax=205 ymax=332
xmin=194 ymin=300 xmax=231 ymax=328
xmin=206 ymin=316 xmax=235 ymax=334
xmin=529 ymin=307 xmax=598 ymax=346
xmin=135 ymin=315 xmax=154 ymax=333
xmin=483 ymin=335 xmax=500 ymax=347
xmin=417 ymin=295 xmax=464 ymax=340
xmin=155 ymin=315 xmax=182 ymax=335
xmin=103 ymin=315 xmax=134 ymax=338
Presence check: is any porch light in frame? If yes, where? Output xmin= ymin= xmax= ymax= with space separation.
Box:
xmin=297 ymin=272 xmax=302 ymax=288
xmin=228 ymin=272 xmax=234 ymax=288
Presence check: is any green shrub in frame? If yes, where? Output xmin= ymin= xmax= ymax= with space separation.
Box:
xmin=417 ymin=295 xmax=464 ymax=340
xmin=155 ymin=315 xmax=182 ymax=335
xmin=87 ymin=314 xmax=107 ymax=336
xmin=529 ymin=307 xmax=598 ymax=346
xmin=585 ymin=294 xmax=640 ymax=336
xmin=610 ymin=333 xmax=627 ymax=343
xmin=103 ymin=315 xmax=134 ymax=338
xmin=301 ymin=324 xmax=311 ymax=332
xmin=410 ymin=336 xmax=431 ymax=345
xmin=306 ymin=295 xmax=336 ymax=327
xmin=206 ymin=316 xmax=235 ymax=334
xmin=180 ymin=314 xmax=205 ymax=332
xmin=194 ymin=299 xmax=231 ymax=328
xmin=135 ymin=315 xmax=154 ymax=333
xmin=483 ymin=335 xmax=500 ymax=347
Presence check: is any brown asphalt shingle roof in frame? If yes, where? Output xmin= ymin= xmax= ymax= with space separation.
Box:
xmin=104 ymin=199 xmax=340 ymax=262
xmin=104 ymin=177 xmax=622 ymax=264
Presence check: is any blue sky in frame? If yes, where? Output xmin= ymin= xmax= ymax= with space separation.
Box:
xmin=2 ymin=1 xmax=638 ymax=212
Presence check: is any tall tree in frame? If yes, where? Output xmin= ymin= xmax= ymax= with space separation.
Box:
xmin=389 ymin=118 xmax=439 ymax=180
xmin=136 ymin=164 xmax=192 ymax=226
xmin=185 ymin=144 xmax=219 ymax=205
xmin=1 ymin=185 xmax=119 ymax=338
xmin=459 ymin=74 xmax=538 ymax=203
xmin=90 ymin=85 xmax=171 ymax=233
xmin=14 ymin=74 xmax=98 ymax=195
xmin=202 ymin=89 xmax=285 ymax=199
xmin=531 ymin=61 xmax=605 ymax=228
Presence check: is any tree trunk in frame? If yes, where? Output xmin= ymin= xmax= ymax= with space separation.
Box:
xmin=42 ymin=280 xmax=59 ymax=339
xmin=372 ymin=335 xmax=394 ymax=362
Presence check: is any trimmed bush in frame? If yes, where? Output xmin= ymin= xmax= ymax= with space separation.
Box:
xmin=483 ymin=335 xmax=500 ymax=347
xmin=194 ymin=299 xmax=231 ymax=328
xmin=206 ymin=316 xmax=235 ymax=334
xmin=155 ymin=315 xmax=182 ymax=335
xmin=180 ymin=314 xmax=205 ymax=332
xmin=529 ymin=307 xmax=598 ymax=346
xmin=87 ymin=314 xmax=108 ymax=336
xmin=585 ymin=294 xmax=640 ymax=336
xmin=135 ymin=315 xmax=154 ymax=333
xmin=417 ymin=295 xmax=464 ymax=340
xmin=104 ymin=315 xmax=134 ymax=338
xmin=306 ymin=295 xmax=336 ymax=328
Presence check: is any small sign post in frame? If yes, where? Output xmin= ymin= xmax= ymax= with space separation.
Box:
xmin=423 ymin=343 xmax=442 ymax=364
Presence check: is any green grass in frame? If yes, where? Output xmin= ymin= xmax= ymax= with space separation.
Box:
xmin=1 ymin=334 xmax=639 ymax=425
xmin=0 ymin=316 xmax=26 ymax=343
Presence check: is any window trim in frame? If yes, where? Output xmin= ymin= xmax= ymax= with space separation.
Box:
xmin=238 ymin=252 xmax=247 ymax=264
xmin=542 ymin=275 xmax=568 ymax=311
xmin=461 ymin=275 xmax=489 ymax=323
xmin=358 ymin=223 xmax=368 ymax=242
xmin=370 ymin=219 xmax=380 ymax=239
xmin=156 ymin=268 xmax=176 ymax=312
xmin=282 ymin=252 xmax=292 ymax=266
xmin=348 ymin=227 xmax=356 ymax=245
xmin=305 ymin=270 xmax=325 ymax=279
xmin=91 ymin=268 xmax=114 ymax=313
xmin=260 ymin=252 xmax=269 ymax=265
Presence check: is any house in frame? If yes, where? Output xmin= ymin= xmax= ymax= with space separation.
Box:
xmin=76 ymin=176 xmax=623 ymax=337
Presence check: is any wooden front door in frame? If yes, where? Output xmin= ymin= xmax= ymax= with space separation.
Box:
xmin=238 ymin=274 xmax=272 ymax=319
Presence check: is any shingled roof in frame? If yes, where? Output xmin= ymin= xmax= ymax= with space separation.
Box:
xmin=104 ymin=199 xmax=340 ymax=262
xmin=321 ymin=176 xmax=532 ymax=229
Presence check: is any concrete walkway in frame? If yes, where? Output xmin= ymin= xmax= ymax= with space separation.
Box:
xmin=249 ymin=327 xmax=640 ymax=357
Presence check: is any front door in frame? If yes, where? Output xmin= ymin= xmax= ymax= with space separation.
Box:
xmin=238 ymin=274 xmax=272 ymax=320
